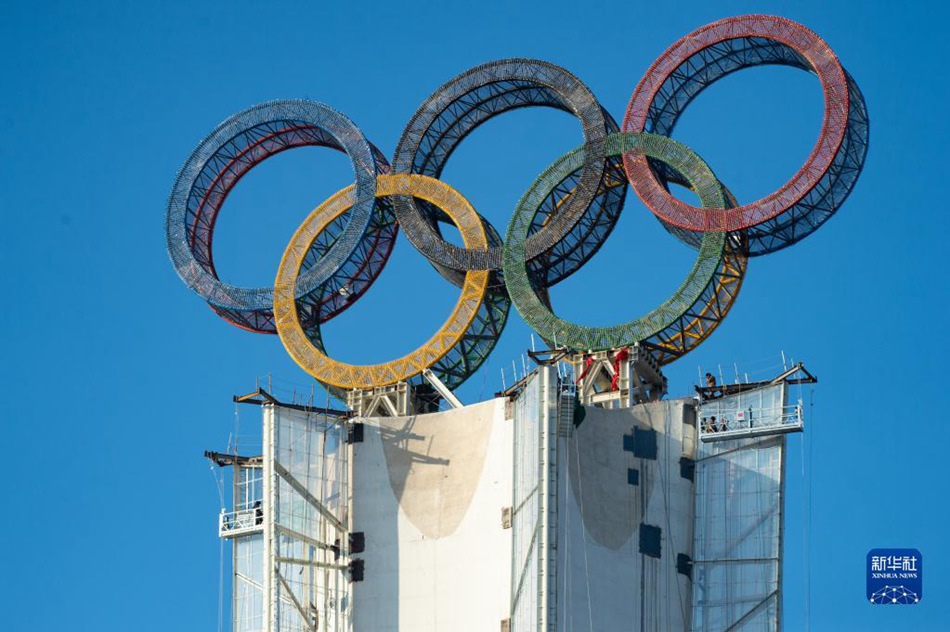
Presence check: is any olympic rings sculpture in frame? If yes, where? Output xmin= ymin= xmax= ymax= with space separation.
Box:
xmin=166 ymin=15 xmax=868 ymax=392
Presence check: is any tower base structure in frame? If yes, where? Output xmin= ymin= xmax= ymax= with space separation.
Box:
xmin=212 ymin=364 xmax=805 ymax=631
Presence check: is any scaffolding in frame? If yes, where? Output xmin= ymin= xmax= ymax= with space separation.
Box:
xmin=691 ymin=431 xmax=785 ymax=631
xmin=210 ymin=394 xmax=352 ymax=632
xmin=689 ymin=365 xmax=815 ymax=631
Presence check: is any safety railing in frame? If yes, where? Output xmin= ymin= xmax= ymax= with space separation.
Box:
xmin=698 ymin=403 xmax=803 ymax=441
xmin=219 ymin=504 xmax=264 ymax=537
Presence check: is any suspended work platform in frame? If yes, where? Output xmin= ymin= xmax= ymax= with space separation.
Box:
xmin=205 ymin=451 xmax=265 ymax=538
xmin=696 ymin=362 xmax=816 ymax=443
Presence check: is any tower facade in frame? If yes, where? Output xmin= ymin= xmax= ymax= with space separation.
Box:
xmin=213 ymin=363 xmax=804 ymax=631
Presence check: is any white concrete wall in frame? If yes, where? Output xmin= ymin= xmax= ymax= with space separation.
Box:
xmin=351 ymin=398 xmax=513 ymax=632
xmin=237 ymin=385 xmax=763 ymax=632
xmin=345 ymin=383 xmax=700 ymax=632
xmin=556 ymin=399 xmax=696 ymax=631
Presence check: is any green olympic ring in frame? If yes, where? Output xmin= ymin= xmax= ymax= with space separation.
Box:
xmin=503 ymin=132 xmax=738 ymax=354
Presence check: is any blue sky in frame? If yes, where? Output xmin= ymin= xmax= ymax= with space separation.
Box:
xmin=1 ymin=0 xmax=947 ymax=630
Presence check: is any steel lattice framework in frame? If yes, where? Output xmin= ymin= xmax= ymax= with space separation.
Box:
xmin=622 ymin=15 xmax=869 ymax=255
xmin=166 ymin=101 xmax=393 ymax=333
xmin=504 ymin=133 xmax=746 ymax=359
xmin=275 ymin=175 xmax=491 ymax=390
xmin=166 ymin=15 xmax=868 ymax=392
xmin=392 ymin=59 xmax=624 ymax=280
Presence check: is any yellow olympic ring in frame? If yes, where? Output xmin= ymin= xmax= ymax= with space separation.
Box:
xmin=274 ymin=174 xmax=489 ymax=389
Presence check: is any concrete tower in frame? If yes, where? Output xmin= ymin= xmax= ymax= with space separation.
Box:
xmin=211 ymin=359 xmax=808 ymax=631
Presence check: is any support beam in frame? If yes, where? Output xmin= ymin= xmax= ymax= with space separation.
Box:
xmin=723 ymin=590 xmax=779 ymax=632
xmin=275 ymin=524 xmax=336 ymax=551
xmin=422 ymin=368 xmax=464 ymax=409
xmin=347 ymin=382 xmax=411 ymax=416
xmin=274 ymin=461 xmax=346 ymax=532
xmin=570 ymin=344 xmax=666 ymax=408
xmin=276 ymin=569 xmax=317 ymax=631
xmin=275 ymin=556 xmax=349 ymax=571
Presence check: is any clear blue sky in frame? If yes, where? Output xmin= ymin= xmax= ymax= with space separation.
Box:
xmin=1 ymin=0 xmax=946 ymax=630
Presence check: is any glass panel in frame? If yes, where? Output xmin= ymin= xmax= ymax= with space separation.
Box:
xmin=512 ymin=372 xmax=543 ymax=631
xmin=691 ymin=406 xmax=785 ymax=632
xmin=273 ymin=407 xmax=349 ymax=632
xmin=234 ymin=534 xmax=265 ymax=632
xmin=236 ymin=465 xmax=264 ymax=511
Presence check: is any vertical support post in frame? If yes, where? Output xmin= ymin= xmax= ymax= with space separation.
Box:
xmin=231 ymin=457 xmax=240 ymax=629
xmin=777 ymin=435 xmax=787 ymax=631
xmin=263 ymin=405 xmax=277 ymax=632
xmin=538 ymin=366 xmax=558 ymax=632
xmin=343 ymin=417 xmax=354 ymax=631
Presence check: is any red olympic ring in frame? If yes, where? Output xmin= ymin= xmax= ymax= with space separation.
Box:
xmin=622 ymin=15 xmax=850 ymax=233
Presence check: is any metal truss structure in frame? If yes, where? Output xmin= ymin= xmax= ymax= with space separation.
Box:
xmin=167 ymin=15 xmax=867 ymax=395
xmin=392 ymin=60 xmax=623 ymax=280
xmin=623 ymin=15 xmax=869 ymax=256
xmin=275 ymin=174 xmax=493 ymax=390
xmin=166 ymin=100 xmax=393 ymax=333
xmin=571 ymin=344 xmax=668 ymax=408
xmin=504 ymin=133 xmax=747 ymax=359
